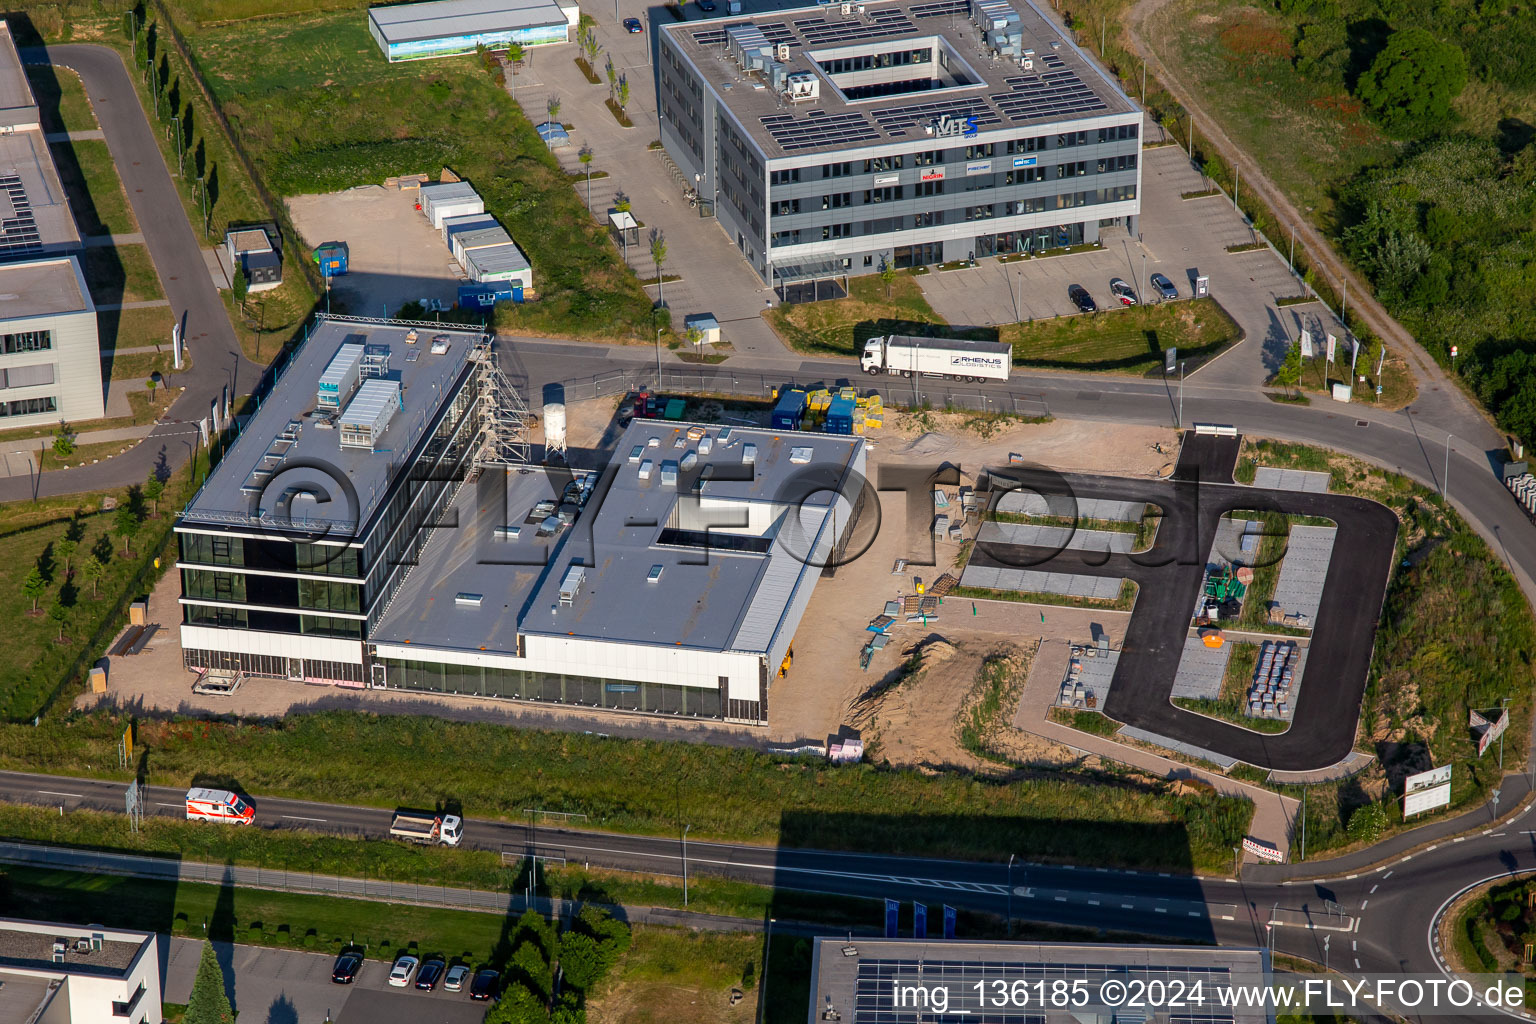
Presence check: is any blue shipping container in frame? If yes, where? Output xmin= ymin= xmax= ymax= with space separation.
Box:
xmin=458 ymin=283 xmax=513 ymax=310
xmin=825 ymin=396 xmax=855 ymax=434
xmin=313 ymin=242 xmax=349 ymax=277
xmin=770 ymin=388 xmax=808 ymax=430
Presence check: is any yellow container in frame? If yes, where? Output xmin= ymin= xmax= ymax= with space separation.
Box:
xmin=838 ymin=386 xmax=857 ymax=401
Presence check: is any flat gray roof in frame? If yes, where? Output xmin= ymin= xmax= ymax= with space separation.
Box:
xmin=370 ymin=0 xmax=570 ymax=43
xmin=375 ymin=420 xmax=863 ymax=655
xmin=0 ymin=921 xmax=148 ymax=977
xmin=0 ymin=122 xmax=81 ymax=257
xmin=663 ymin=0 xmax=1137 ymax=160
xmin=0 ymin=22 xmax=36 ymax=130
xmin=812 ymin=938 xmax=1273 ymax=1024
xmin=180 ymin=315 xmax=487 ymax=536
xmin=0 ymin=256 xmax=91 ymax=320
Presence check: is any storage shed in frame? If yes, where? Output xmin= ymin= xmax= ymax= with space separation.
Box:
xmin=452 ymin=225 xmax=512 ymax=266
xmin=419 ymin=182 xmax=484 ymax=229
xmin=683 ymin=313 xmax=720 ymax=346
xmin=368 ymin=0 xmax=577 ymax=62
xmin=440 ymin=212 xmax=497 ymax=244
xmin=464 ymin=241 xmax=532 ymax=291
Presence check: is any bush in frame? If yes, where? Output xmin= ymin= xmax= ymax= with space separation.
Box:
xmin=1346 ymin=803 xmax=1389 ymax=844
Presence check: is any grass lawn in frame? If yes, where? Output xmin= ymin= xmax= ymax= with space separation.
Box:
xmin=1286 ymin=347 xmax=1418 ymax=410
xmin=766 ymin=275 xmax=1239 ymax=374
xmin=100 ymin=306 xmax=177 ymax=356
xmin=1173 ymin=642 xmax=1288 ymax=734
xmin=591 ymin=927 xmax=761 ymax=1024
xmin=107 ymin=350 xmax=179 ymax=382
xmin=1047 ymin=707 xmax=1120 ymax=737
xmin=26 ymin=64 xmax=97 ymax=133
xmin=178 ymin=9 xmax=650 ymax=340
xmin=0 ymin=707 xmax=1250 ymax=872
xmin=221 ymin=279 xmax=320 ymax=364
xmin=1143 ymin=0 xmax=1397 ymax=225
xmin=999 ymin=299 xmax=1239 ymax=373
xmin=82 ymin=245 xmax=165 ymax=305
xmin=51 ymin=139 xmax=138 ymax=237
xmin=3 ymin=865 xmax=508 ymax=964
xmin=765 ymin=273 xmax=945 ymax=357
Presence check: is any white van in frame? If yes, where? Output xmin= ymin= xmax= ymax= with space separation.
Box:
xmin=185 ymin=787 xmax=254 ymax=824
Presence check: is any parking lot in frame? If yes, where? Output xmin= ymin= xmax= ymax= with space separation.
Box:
xmin=287 ymin=186 xmax=464 ymax=318
xmin=163 ymin=938 xmax=486 ymax=1024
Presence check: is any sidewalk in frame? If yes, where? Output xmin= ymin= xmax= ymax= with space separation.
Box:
xmin=1011 ymin=630 xmax=1299 ymax=860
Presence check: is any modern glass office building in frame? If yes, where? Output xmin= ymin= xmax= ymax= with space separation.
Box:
xmin=656 ymin=0 xmax=1143 ymax=290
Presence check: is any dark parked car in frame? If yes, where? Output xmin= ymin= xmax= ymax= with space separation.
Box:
xmin=698 ymin=0 xmax=717 ymax=10
xmin=1149 ymin=272 xmax=1177 ymax=300
xmin=470 ymin=968 xmax=500 ymax=1001
xmin=1068 ymin=284 xmax=1096 ymax=313
xmin=331 ymin=953 xmax=361 ymax=985
xmin=416 ymin=958 xmax=445 ymax=991
xmin=623 ymin=16 xmax=643 ymax=31
xmin=1109 ymin=278 xmax=1138 ymax=306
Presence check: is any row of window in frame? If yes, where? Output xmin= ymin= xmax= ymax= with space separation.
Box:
xmin=383 ymin=659 xmax=739 ymax=719
xmin=0 ymin=395 xmax=55 ymax=417
xmin=182 ymin=567 xmax=363 ymax=613
xmin=818 ymin=48 xmax=933 ymax=76
xmin=179 ymin=532 xmax=362 ymax=577
xmin=1 ymin=330 xmax=50 ymax=354
xmin=183 ymin=602 xmax=363 ymax=638
xmin=774 ymin=125 xmax=1140 ymax=183
xmin=769 ymin=187 xmax=1136 ymax=245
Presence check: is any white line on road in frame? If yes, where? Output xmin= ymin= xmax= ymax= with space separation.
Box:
xmin=1370 ymin=884 xmax=1379 ymax=893
xmin=1154 ymin=907 xmax=1166 ymax=913
xmin=1122 ymin=904 xmax=1134 ymax=909
xmin=1346 ymin=874 xmax=1358 ymax=879
xmin=36 ymin=791 xmax=83 ymax=799
xmin=1054 ymin=896 xmax=1067 ymax=902
xmin=282 ymin=815 xmax=328 ymax=823
xmin=1088 ymin=900 xmax=1100 ymax=906
xmin=1361 ymin=900 xmax=1369 ymax=909
xmin=1383 ymin=870 xmax=1393 ymax=878
xmin=1354 ymin=959 xmax=1361 ymax=969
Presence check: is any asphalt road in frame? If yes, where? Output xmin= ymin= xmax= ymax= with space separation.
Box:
xmin=967 ymin=441 xmax=1400 ymax=770
xmin=4 ymin=44 xmax=265 ymax=502
xmin=5 ymin=767 xmax=1536 ymax=1022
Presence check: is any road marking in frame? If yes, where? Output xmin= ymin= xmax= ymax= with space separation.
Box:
xmin=1369 ymin=884 xmax=1379 ymax=893
xmin=1361 ymin=900 xmax=1369 ymax=909
xmin=36 ymin=790 xmax=83 ymax=799
xmin=1154 ymin=907 xmax=1166 ymax=914
xmin=1383 ymin=870 xmax=1393 ymax=879
xmin=1453 ymin=837 xmax=1465 ymax=843
xmin=1122 ymin=904 xmax=1134 ymax=909
xmin=1054 ymin=896 xmax=1067 ymax=902
xmin=1346 ymin=874 xmax=1358 ymax=879
xmin=282 ymin=815 xmax=328 ymax=823
xmin=1352 ymin=940 xmax=1357 ymax=950
xmin=1188 ymin=911 xmax=1200 ymax=917
xmin=1354 ymin=959 xmax=1361 ymax=969
xmin=1427 ymin=845 xmax=1438 ymax=851
xmin=155 ymin=802 xmax=181 ymax=808
xmin=1221 ymin=915 xmax=1235 ymax=921
xmin=1088 ymin=900 xmax=1100 ymax=906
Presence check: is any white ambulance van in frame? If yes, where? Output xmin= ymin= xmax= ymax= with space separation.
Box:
xmin=185 ymin=787 xmax=254 ymax=824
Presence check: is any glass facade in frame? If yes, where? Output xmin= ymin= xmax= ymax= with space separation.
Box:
xmin=382 ymin=658 xmax=734 ymax=719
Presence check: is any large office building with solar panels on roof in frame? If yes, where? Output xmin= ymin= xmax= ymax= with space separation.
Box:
xmin=656 ymin=0 xmax=1142 ymax=291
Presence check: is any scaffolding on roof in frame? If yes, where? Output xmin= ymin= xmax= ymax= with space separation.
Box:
xmin=470 ymin=336 xmax=531 ymax=470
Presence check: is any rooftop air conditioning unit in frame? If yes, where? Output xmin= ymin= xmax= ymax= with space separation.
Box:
xmin=1022 ymin=56 xmax=1033 ymax=69
xmin=840 ymin=2 xmax=851 ymax=14
xmin=777 ymin=42 xmax=791 ymax=61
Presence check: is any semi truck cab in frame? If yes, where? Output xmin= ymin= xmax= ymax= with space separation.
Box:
xmin=860 ymin=338 xmax=884 ymax=374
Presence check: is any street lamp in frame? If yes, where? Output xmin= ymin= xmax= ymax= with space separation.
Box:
xmin=682 ymin=823 xmax=692 ymax=907
xmin=1178 ymin=361 xmax=1186 ymax=429
xmin=656 ymin=327 xmax=664 ymax=388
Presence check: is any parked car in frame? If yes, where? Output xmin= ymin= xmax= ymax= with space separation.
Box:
xmin=416 ymin=958 xmax=446 ymax=991
xmin=1110 ymin=278 xmax=1138 ymax=305
xmin=387 ymin=955 xmax=419 ymax=988
xmin=444 ymin=964 xmax=471 ymax=992
xmin=192 ymin=671 xmax=241 ymax=696
xmin=469 ymin=968 xmax=500 ymax=1001
xmin=1150 ymin=272 xmax=1177 ymax=300
xmin=331 ymin=953 xmax=361 ymax=985
xmin=1067 ymin=284 xmax=1096 ymax=313
xmin=623 ymin=16 xmax=643 ymax=31
xmin=698 ymin=0 xmax=717 ymax=9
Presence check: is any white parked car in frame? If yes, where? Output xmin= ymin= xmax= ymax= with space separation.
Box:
xmin=388 ymin=955 xmax=419 ymax=988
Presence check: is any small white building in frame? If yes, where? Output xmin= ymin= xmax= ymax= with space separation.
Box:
xmin=0 ymin=256 xmax=103 ymax=425
xmin=0 ymin=917 xmax=163 ymax=1024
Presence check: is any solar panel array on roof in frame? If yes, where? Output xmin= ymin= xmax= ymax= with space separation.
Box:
xmin=991 ymin=50 xmax=1107 ymax=121
xmin=0 ymin=174 xmax=42 ymax=257
xmin=761 ymin=110 xmax=881 ymax=151
xmin=691 ymin=26 xmax=727 ymax=44
xmin=910 ymin=0 xmax=970 ymax=14
xmin=869 ymin=95 xmax=1001 ymax=136
xmin=755 ymin=21 xmax=797 ymax=45
xmin=793 ymin=13 xmax=915 ymax=44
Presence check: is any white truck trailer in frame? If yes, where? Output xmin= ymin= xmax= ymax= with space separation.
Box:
xmin=860 ymin=335 xmax=1012 ymax=382
xmin=389 ymin=810 xmax=463 ymax=845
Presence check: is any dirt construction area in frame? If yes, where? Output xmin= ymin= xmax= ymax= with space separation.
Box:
xmin=287 ymin=186 xmax=463 ymax=317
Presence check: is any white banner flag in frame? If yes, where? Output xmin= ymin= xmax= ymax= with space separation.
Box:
xmin=1326 ymin=333 xmax=1337 ymax=363
xmin=1299 ymin=330 xmax=1313 ymax=359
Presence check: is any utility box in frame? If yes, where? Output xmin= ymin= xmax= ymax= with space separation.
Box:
xmin=313 ymin=241 xmax=349 ymax=276
xmin=88 ymin=666 xmax=107 ymax=693
xmin=1331 ymin=382 xmax=1352 ymax=403
xmin=128 ymin=601 xmax=147 ymax=626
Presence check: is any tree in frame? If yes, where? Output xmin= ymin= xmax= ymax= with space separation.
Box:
xmin=47 ymin=599 xmax=67 ymax=642
xmin=144 ymin=473 xmax=166 ymax=517
xmin=21 ymin=566 xmax=44 ymax=613
xmin=649 ymin=228 xmax=668 ymax=311
xmin=684 ymin=323 xmax=703 ymax=349
xmin=56 ymin=538 xmax=77 ymax=578
xmin=52 ymin=421 xmax=75 ymax=459
xmin=114 ymin=504 xmax=141 ymax=557
xmin=145 ymin=376 xmax=158 ymax=404
xmin=1273 ymin=340 xmax=1303 ymax=396
xmin=578 ymin=144 xmax=594 ymax=210
xmin=878 ymin=254 xmax=897 ymax=299
xmin=231 ymin=261 xmax=248 ymax=314
xmin=82 ymin=553 xmax=105 ymax=598
xmin=612 ymin=189 xmax=631 ymax=213
xmin=579 ymin=24 xmax=601 ymax=70
xmin=1356 ymin=28 xmax=1468 ymax=136
xmin=604 ymin=54 xmax=617 ymax=103
xmin=546 ymin=93 xmax=561 ymax=124
xmin=617 ymin=74 xmax=630 ymax=113
xmin=506 ymin=42 xmax=525 ymax=86
xmin=186 ymin=941 xmax=234 ymax=1024
xmin=484 ymin=982 xmax=549 ymax=1024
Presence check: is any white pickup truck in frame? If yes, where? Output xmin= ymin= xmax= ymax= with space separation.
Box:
xmin=389 ymin=810 xmax=463 ymax=846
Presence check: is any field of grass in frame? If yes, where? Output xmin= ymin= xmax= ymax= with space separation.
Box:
xmin=0 ymin=708 xmax=1249 ymax=871
xmin=51 ymin=138 xmax=137 ymax=237
xmin=1047 ymin=707 xmax=1121 ymax=737
xmin=82 ymin=244 xmax=165 ymax=305
xmin=766 ymin=276 xmax=1238 ymax=374
xmin=26 ymin=64 xmax=97 ymax=133
xmin=591 ymin=927 xmax=761 ymax=1024
xmin=1143 ymin=0 xmax=1397 ymax=225
xmin=100 ymin=306 xmax=177 ymax=356
xmin=107 ymin=350 xmax=178 ymax=382
xmin=220 ymin=278 xmax=320 ymax=363
xmin=1173 ymin=642 xmax=1288 ymax=733
xmin=176 ymin=9 xmax=650 ymax=339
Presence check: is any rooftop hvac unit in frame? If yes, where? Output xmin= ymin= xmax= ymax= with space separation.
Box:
xmin=1022 ymin=56 xmax=1033 ymax=69
xmin=559 ymin=564 xmax=586 ymax=605
xmin=317 ymin=342 xmax=364 ymax=410
xmin=777 ymin=42 xmax=790 ymax=61
xmin=840 ymin=2 xmax=851 ymax=14
xmin=786 ymin=71 xmax=820 ymax=101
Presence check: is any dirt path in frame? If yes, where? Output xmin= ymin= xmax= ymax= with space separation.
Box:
xmin=1122 ymin=0 xmax=1502 ymax=449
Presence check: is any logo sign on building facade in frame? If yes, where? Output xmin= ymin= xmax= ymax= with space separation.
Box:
xmin=920 ymin=168 xmax=946 ymax=182
xmin=1242 ymin=836 xmax=1284 ymax=862
xmin=1404 ymin=764 xmax=1453 ymax=817
xmin=873 ymin=173 xmax=900 ymax=185
xmin=965 ymin=160 xmax=992 ymax=175
xmin=1471 ymin=708 xmax=1510 ymax=757
xmin=1012 ymin=156 xmax=1037 ymax=168
xmin=931 ymin=114 xmax=980 ymax=138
